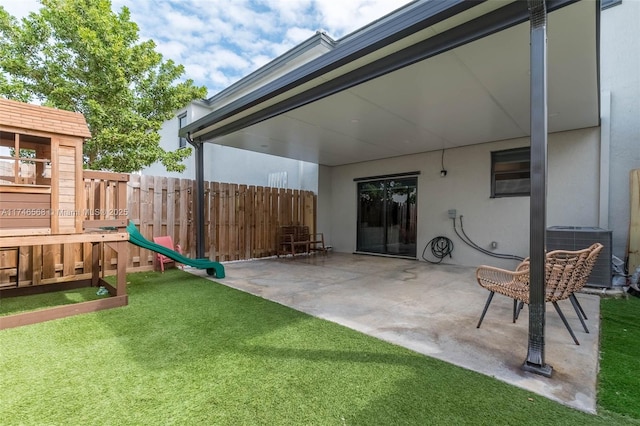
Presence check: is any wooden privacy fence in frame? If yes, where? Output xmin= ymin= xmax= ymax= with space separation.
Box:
xmin=1 ymin=171 xmax=317 ymax=286
xmin=126 ymin=174 xmax=317 ymax=269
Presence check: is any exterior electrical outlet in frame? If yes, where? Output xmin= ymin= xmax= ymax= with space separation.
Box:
xmin=448 ymin=209 xmax=457 ymax=219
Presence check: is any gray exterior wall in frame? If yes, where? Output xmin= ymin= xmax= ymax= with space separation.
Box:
xmin=321 ymin=127 xmax=601 ymax=269
xmin=600 ymin=0 xmax=640 ymax=260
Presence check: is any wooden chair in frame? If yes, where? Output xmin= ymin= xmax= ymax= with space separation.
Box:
xmin=276 ymin=225 xmax=326 ymax=257
xmin=308 ymin=231 xmax=327 ymax=255
xmin=153 ymin=235 xmax=183 ymax=272
xmin=475 ymin=243 xmax=603 ymax=345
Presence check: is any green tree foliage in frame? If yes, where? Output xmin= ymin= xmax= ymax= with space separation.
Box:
xmin=0 ymin=0 xmax=207 ymax=172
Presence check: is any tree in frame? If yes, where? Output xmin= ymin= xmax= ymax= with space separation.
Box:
xmin=0 ymin=0 xmax=207 ymax=172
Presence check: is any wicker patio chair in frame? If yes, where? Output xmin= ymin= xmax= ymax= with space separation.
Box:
xmin=475 ymin=243 xmax=603 ymax=345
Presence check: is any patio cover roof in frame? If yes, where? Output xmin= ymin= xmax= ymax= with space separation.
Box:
xmin=181 ymin=0 xmax=599 ymax=167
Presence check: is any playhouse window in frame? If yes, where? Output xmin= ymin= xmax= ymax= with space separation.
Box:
xmin=0 ymin=131 xmax=51 ymax=186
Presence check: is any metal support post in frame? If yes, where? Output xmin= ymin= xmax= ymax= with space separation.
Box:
xmin=188 ymin=133 xmax=206 ymax=259
xmin=523 ymin=0 xmax=552 ymax=377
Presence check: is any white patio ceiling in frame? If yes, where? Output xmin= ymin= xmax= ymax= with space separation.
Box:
xmin=188 ymin=0 xmax=599 ymax=167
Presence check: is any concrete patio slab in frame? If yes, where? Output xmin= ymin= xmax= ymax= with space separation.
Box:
xmin=192 ymin=253 xmax=600 ymax=413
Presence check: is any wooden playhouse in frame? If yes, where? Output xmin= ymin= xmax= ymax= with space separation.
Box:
xmin=0 ymin=98 xmax=129 ymax=329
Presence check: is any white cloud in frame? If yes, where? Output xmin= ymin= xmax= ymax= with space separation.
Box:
xmin=156 ymin=40 xmax=188 ymax=60
xmin=261 ymin=0 xmax=314 ymax=22
xmin=1 ymin=0 xmax=413 ymax=97
xmin=161 ymin=9 xmax=208 ymax=34
xmin=0 ymin=0 xmax=41 ymax=19
xmin=206 ymin=68 xmax=238 ymax=89
xmin=314 ymin=0 xmax=409 ymax=37
xmin=209 ymin=48 xmax=251 ymax=72
xmin=285 ymin=27 xmax=317 ymax=45
xmin=250 ymin=54 xmax=274 ymax=70
xmin=184 ymin=63 xmax=210 ymax=82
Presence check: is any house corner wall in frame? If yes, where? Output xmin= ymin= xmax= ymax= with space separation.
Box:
xmin=600 ymin=0 xmax=640 ymax=260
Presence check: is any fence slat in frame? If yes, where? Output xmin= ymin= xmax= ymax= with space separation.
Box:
xmin=213 ymin=181 xmax=219 ymax=260
xmin=179 ymin=179 xmax=190 ymax=258
xmin=229 ymin=183 xmax=237 ymax=260
xmin=166 ymin=178 xmax=176 ymax=240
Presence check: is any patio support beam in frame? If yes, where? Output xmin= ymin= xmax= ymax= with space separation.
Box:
xmin=188 ymin=133 xmax=206 ymax=259
xmin=523 ymin=0 xmax=552 ymax=377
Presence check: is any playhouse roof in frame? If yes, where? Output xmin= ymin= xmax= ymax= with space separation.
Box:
xmin=0 ymin=98 xmax=91 ymax=139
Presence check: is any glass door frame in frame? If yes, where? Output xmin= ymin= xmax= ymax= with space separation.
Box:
xmin=355 ymin=172 xmax=419 ymax=258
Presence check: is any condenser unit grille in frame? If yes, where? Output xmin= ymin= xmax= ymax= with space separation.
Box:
xmin=546 ymin=226 xmax=612 ymax=288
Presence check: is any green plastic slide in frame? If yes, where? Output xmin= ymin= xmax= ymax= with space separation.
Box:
xmin=126 ymin=222 xmax=225 ymax=278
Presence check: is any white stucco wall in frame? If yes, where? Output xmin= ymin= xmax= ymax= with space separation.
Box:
xmin=322 ymin=127 xmax=601 ymax=268
xmin=600 ymin=0 xmax=640 ymax=259
xmin=200 ymin=144 xmax=318 ymax=191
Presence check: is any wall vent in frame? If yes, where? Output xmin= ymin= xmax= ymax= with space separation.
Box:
xmin=546 ymin=226 xmax=612 ymax=288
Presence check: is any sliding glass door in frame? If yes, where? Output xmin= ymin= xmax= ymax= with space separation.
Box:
xmin=357 ymin=176 xmax=417 ymax=257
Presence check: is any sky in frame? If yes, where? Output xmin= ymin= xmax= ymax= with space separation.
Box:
xmin=1 ymin=0 xmax=413 ymax=98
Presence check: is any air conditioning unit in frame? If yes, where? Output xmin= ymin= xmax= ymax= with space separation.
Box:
xmin=546 ymin=226 xmax=612 ymax=288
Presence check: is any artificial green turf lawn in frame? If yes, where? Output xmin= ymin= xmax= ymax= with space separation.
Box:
xmin=0 ymin=286 xmax=104 ymax=316
xmin=598 ymin=296 xmax=640 ymax=420
xmin=0 ymin=269 xmax=637 ymax=425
